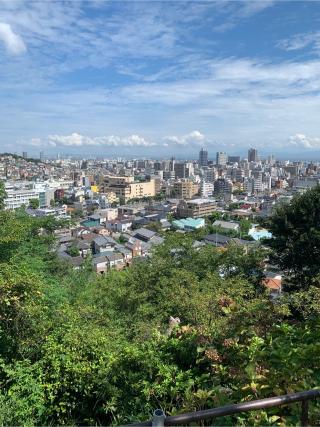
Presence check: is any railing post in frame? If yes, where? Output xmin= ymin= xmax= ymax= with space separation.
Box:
xmin=301 ymin=400 xmax=309 ymax=427
xmin=152 ymin=409 xmax=166 ymax=427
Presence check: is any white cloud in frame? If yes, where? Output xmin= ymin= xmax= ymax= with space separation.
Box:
xmin=119 ymin=58 xmax=320 ymax=108
xmin=163 ymin=130 xmax=205 ymax=145
xmin=0 ymin=22 xmax=26 ymax=54
xmin=213 ymin=0 xmax=275 ymax=32
xmin=288 ymin=134 xmax=320 ymax=149
xmin=31 ymin=133 xmax=155 ymax=147
xmin=278 ymin=32 xmax=320 ymax=52
xmin=239 ymin=0 xmax=275 ymax=17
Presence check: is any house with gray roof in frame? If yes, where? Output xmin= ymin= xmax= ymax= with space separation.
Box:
xmin=115 ymin=245 xmax=133 ymax=264
xmin=213 ymin=220 xmax=240 ymax=232
xmin=133 ymin=227 xmax=156 ymax=242
xmin=93 ymin=236 xmax=116 ymax=254
xmin=93 ymin=255 xmax=108 ymax=274
xmin=105 ymin=252 xmax=125 ymax=270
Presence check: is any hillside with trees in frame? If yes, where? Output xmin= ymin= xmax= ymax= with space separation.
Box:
xmin=1 ymin=182 xmax=320 ymax=425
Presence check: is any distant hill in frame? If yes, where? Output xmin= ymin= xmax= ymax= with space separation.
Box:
xmin=0 ymin=152 xmax=42 ymax=164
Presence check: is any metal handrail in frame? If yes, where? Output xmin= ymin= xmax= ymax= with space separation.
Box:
xmin=128 ymin=389 xmax=320 ymax=426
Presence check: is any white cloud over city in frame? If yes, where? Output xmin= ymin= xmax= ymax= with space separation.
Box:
xmin=163 ymin=131 xmax=205 ymax=146
xmin=29 ymin=133 xmax=156 ymax=148
xmin=288 ymin=134 xmax=320 ymax=149
xmin=1 ymin=1 xmax=320 ymax=158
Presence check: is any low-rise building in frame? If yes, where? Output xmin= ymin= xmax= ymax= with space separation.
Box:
xmin=204 ymin=233 xmax=252 ymax=247
xmin=133 ymin=228 xmax=156 ymax=242
xmin=105 ymin=218 xmax=132 ymax=233
xmin=93 ymin=236 xmax=117 ymax=254
xmin=172 ymin=217 xmax=205 ymax=231
xmin=173 ymin=180 xmax=199 ymax=199
xmin=102 ymin=175 xmax=156 ymax=202
xmin=125 ymin=239 xmax=142 ymax=257
xmin=177 ymin=198 xmax=216 ymax=218
xmin=262 ymin=275 xmax=282 ymax=299
xmin=213 ymin=220 xmax=240 ymax=232
xmin=4 ymin=188 xmax=41 ymax=210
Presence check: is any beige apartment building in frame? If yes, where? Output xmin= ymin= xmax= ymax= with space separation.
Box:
xmin=101 ymin=176 xmax=156 ymax=202
xmin=177 ymin=198 xmax=216 ymax=218
xmin=173 ymin=179 xmax=199 ymax=199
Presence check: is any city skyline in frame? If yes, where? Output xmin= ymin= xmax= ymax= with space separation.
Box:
xmin=9 ymin=147 xmax=320 ymax=163
xmin=1 ymin=1 xmax=320 ymax=157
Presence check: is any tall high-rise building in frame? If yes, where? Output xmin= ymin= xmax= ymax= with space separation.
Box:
xmin=216 ymin=151 xmax=227 ymax=167
xmin=170 ymin=156 xmax=175 ymax=172
xmin=40 ymin=151 xmax=45 ymax=162
xmin=199 ymin=148 xmax=208 ymax=167
xmin=248 ymin=148 xmax=258 ymax=162
xmin=154 ymin=161 xmax=162 ymax=171
xmin=22 ymin=151 xmax=28 ymax=159
xmin=174 ymin=162 xmax=189 ymax=179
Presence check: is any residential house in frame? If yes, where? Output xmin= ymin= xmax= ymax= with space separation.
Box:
xmin=115 ymin=245 xmax=133 ymax=264
xmin=160 ymin=219 xmax=171 ymax=230
xmin=204 ymin=233 xmax=231 ymax=247
xmin=105 ymin=218 xmax=132 ymax=233
xmin=204 ymin=233 xmax=251 ymax=248
xmin=93 ymin=255 xmax=108 ymax=274
xmin=93 ymin=226 xmax=110 ymax=236
xmin=71 ymin=227 xmax=91 ymax=238
xmin=262 ymin=275 xmax=282 ymax=299
xmin=213 ymin=220 xmax=240 ymax=232
xmin=133 ymin=228 xmax=156 ymax=242
xmin=125 ymin=238 xmax=142 ymax=257
xmin=93 ymin=236 xmax=116 ymax=254
xmin=97 ymin=208 xmax=118 ymax=222
xmin=106 ymin=252 xmax=125 ymax=270
xmin=68 ymin=256 xmax=85 ymax=269
xmin=74 ymin=240 xmax=91 ymax=258
xmin=57 ymin=251 xmax=84 ymax=270
xmin=58 ymin=234 xmax=74 ymax=245
xmin=79 ymin=232 xmax=97 ymax=243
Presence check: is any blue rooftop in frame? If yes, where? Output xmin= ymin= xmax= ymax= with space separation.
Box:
xmin=248 ymin=226 xmax=272 ymax=241
xmin=173 ymin=217 xmax=205 ymax=230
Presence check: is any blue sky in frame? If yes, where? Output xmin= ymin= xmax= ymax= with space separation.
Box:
xmin=1 ymin=0 xmax=320 ymax=159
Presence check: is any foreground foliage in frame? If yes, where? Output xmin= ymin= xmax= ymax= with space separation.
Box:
xmin=268 ymin=185 xmax=320 ymax=289
xmin=0 ymin=207 xmax=320 ymax=425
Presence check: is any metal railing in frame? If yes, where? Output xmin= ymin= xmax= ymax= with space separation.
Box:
xmin=128 ymin=389 xmax=320 ymax=426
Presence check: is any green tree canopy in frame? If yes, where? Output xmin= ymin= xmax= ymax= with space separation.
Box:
xmin=0 ymin=204 xmax=320 ymax=425
xmin=268 ymin=185 xmax=320 ymax=288
xmin=0 ymin=181 xmax=6 ymax=210
xmin=67 ymin=245 xmax=80 ymax=257
xmin=29 ymin=198 xmax=40 ymax=209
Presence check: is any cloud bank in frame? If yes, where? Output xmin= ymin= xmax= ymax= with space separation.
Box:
xmin=30 ymin=133 xmax=155 ymax=148
xmin=288 ymin=134 xmax=320 ymax=149
xmin=163 ymin=131 xmax=205 ymax=146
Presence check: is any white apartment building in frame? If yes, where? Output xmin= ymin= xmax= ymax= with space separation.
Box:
xmin=216 ymin=152 xmax=227 ymax=167
xmin=4 ymin=189 xmax=41 ymax=210
xmin=203 ymin=168 xmax=217 ymax=183
xmin=200 ymin=181 xmax=214 ymax=197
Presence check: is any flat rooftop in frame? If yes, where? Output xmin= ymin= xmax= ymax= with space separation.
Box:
xmin=186 ymin=198 xmax=216 ymax=205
